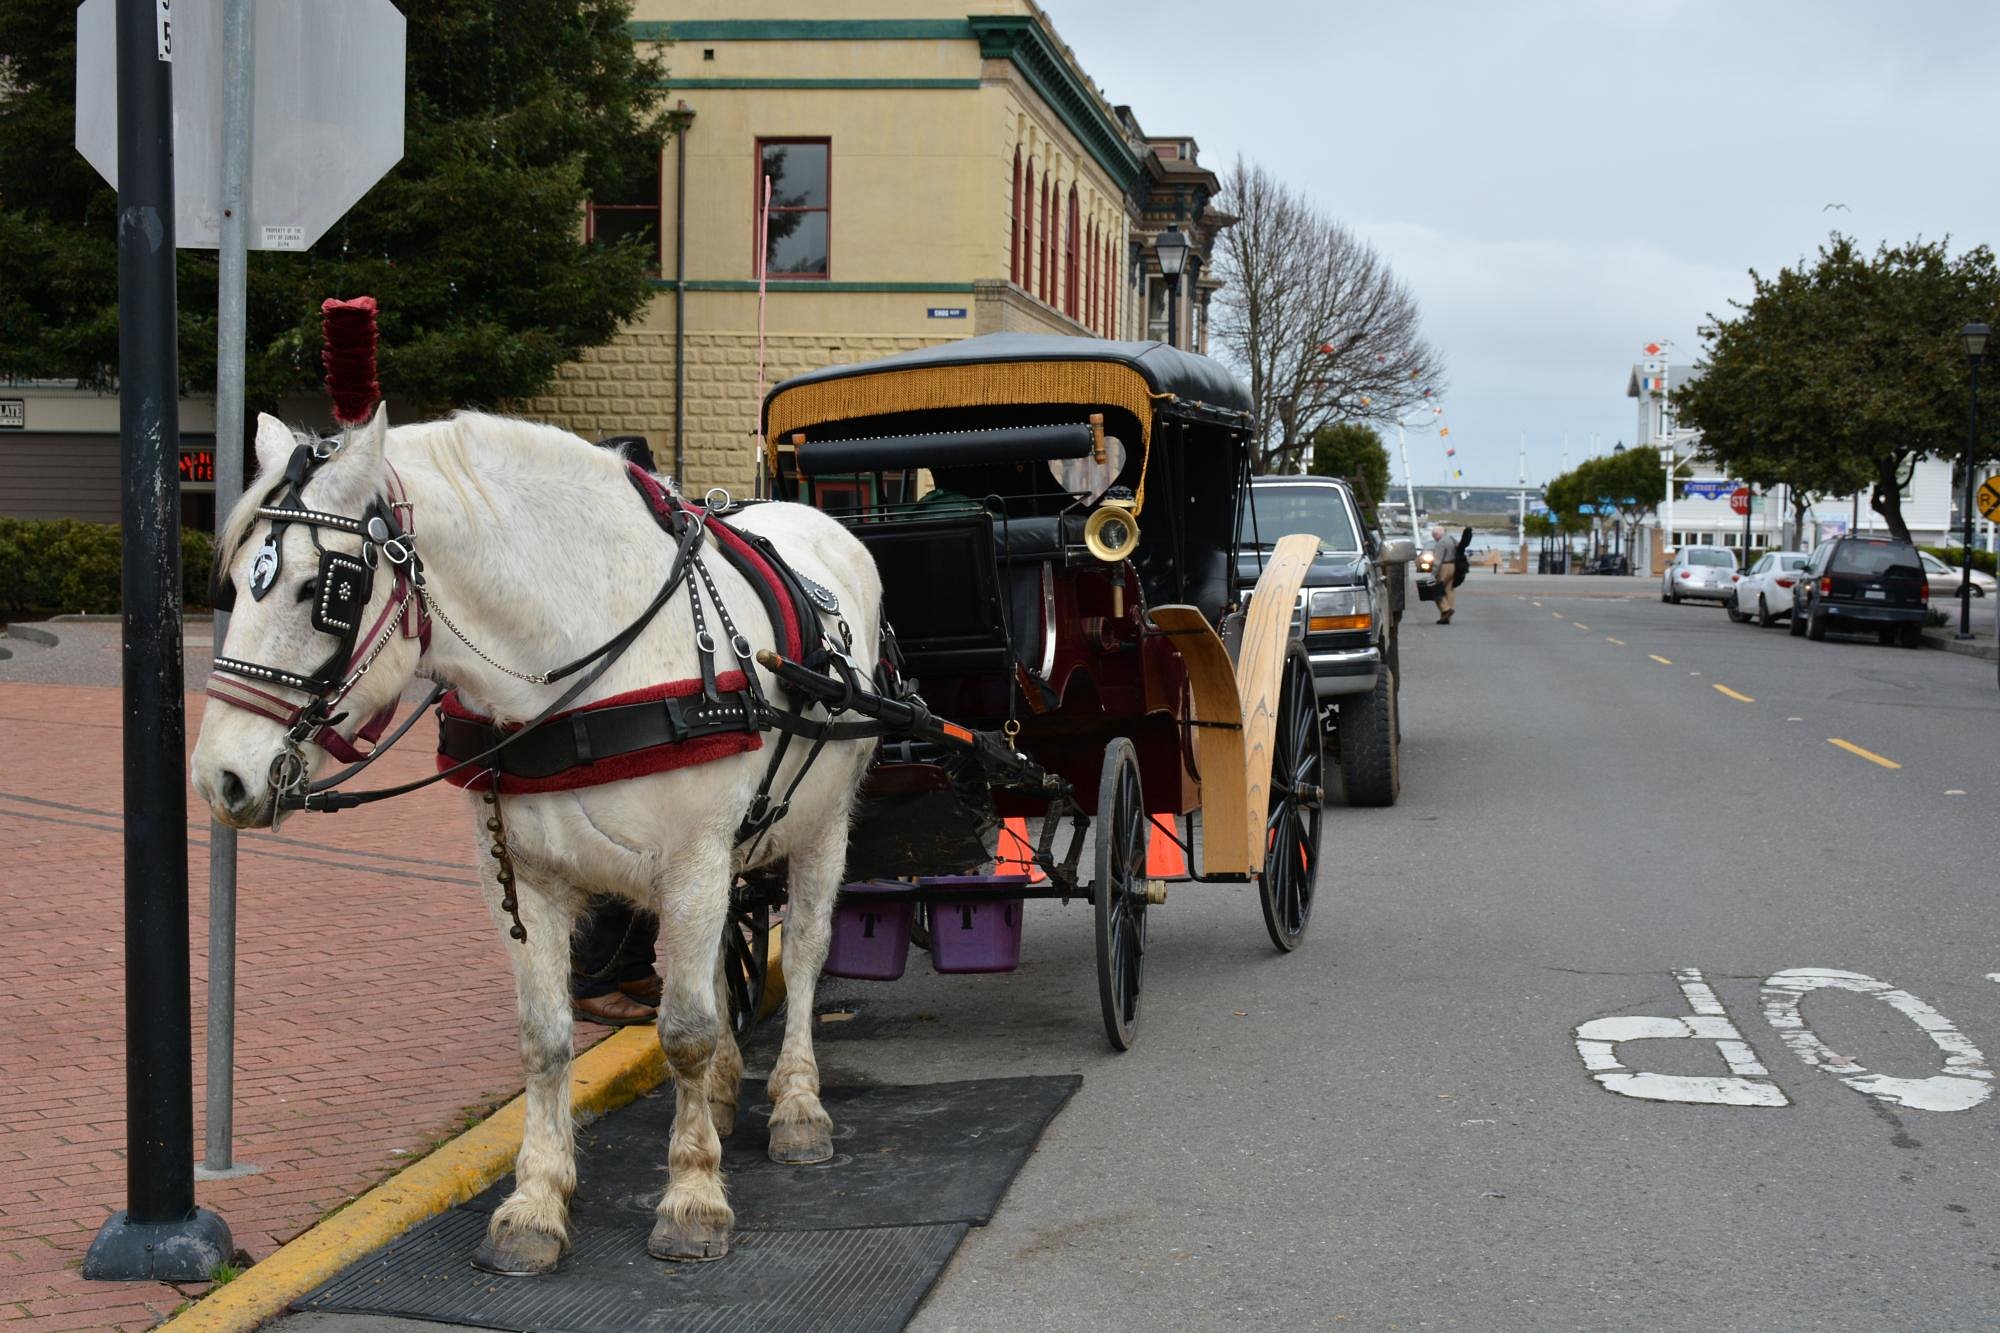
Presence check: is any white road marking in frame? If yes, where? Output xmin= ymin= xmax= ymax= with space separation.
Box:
xmin=1761 ymin=969 xmax=1994 ymax=1112
xmin=1574 ymin=968 xmax=1789 ymax=1107
xmin=1946 ymin=789 xmax=1967 ymax=796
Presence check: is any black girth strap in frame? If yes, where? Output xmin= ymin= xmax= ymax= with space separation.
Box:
xmin=437 ymin=687 xmax=763 ymax=781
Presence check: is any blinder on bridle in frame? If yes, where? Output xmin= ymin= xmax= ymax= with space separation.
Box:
xmin=207 ymin=434 xmax=428 ymax=760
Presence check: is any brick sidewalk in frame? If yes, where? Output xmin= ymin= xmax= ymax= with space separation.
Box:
xmin=0 ymin=682 xmax=607 ymax=1330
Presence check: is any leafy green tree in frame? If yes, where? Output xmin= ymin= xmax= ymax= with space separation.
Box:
xmin=0 ymin=0 xmax=672 ymax=414
xmin=1306 ymin=421 xmax=1392 ymax=508
xmin=1544 ymin=447 xmax=1687 ymax=559
xmin=1675 ymin=235 xmax=2000 ymax=543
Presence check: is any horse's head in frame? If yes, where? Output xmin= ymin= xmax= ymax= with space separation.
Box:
xmin=192 ymin=405 xmax=427 ymax=828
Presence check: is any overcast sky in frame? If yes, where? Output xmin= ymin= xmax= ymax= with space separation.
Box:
xmin=1044 ymin=0 xmax=2000 ymax=488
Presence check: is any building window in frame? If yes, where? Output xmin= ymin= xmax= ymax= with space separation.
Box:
xmin=1040 ymin=175 xmax=1053 ymax=300
xmin=587 ymin=154 xmax=662 ymax=271
xmin=1085 ymin=217 xmax=1096 ymax=330
xmin=1010 ymin=149 xmax=1022 ymax=286
xmin=756 ymin=138 xmax=830 ymax=278
xmin=1065 ymin=187 xmax=1080 ymax=317
xmin=1104 ymin=233 xmax=1116 ymax=336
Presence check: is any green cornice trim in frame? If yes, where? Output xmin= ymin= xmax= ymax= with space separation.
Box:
xmin=967 ymin=16 xmax=1141 ymax=194
xmin=629 ymin=20 xmax=976 ymax=42
xmin=655 ymin=77 xmax=981 ymax=91
xmin=654 ymin=280 xmax=979 ymax=294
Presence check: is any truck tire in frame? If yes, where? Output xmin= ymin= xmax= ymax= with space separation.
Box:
xmin=1339 ymin=666 xmax=1400 ymax=807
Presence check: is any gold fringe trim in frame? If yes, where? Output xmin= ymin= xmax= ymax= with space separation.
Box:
xmin=766 ymin=360 xmax=1168 ymax=511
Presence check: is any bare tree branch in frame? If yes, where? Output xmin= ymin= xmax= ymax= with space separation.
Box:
xmin=1211 ymin=158 xmax=1446 ymax=473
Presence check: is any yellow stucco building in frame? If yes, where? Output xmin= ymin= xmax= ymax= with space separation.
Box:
xmin=522 ymin=2 xmax=1226 ymax=498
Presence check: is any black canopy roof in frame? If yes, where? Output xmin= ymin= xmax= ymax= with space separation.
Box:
xmin=763 ymin=333 xmax=1254 ymax=426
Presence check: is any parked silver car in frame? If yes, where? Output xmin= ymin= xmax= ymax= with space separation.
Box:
xmin=1918 ymin=550 xmax=1997 ymax=599
xmin=1661 ymin=547 xmax=1738 ymax=604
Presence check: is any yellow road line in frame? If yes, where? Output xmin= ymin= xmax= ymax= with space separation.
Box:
xmin=1532 ymin=600 xmax=1543 ymax=607
xmin=1572 ymin=622 xmax=1590 ymax=630
xmin=1648 ymin=654 xmax=1673 ymax=665
xmin=1713 ymin=684 xmax=1755 ymax=703
xmin=1605 ymin=637 xmax=1626 ymax=645
xmin=1828 ymin=738 xmax=1900 ymax=770
xmin=1552 ymin=610 xmax=1563 ymax=619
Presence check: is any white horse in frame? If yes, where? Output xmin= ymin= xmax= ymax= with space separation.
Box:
xmin=190 ymin=406 xmax=881 ymax=1272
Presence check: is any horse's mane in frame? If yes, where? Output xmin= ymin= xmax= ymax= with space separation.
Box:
xmin=215 ymin=411 xmax=629 ymax=568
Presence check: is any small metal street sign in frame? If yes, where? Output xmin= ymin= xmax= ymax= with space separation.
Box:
xmin=927 ymin=307 xmax=968 ymax=319
xmin=0 ymin=399 xmax=23 ymax=429
xmin=1683 ymin=479 xmax=1737 ymax=500
xmin=1977 ymin=476 xmax=2000 ymax=523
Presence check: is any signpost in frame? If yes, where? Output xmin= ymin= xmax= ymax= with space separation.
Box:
xmin=75 ymin=0 xmax=406 ymax=1271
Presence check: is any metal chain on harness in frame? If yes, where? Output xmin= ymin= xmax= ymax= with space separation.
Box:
xmin=482 ymin=779 xmax=528 ymax=941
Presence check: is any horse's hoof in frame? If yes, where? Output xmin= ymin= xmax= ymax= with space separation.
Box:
xmin=470 ymin=1222 xmax=564 ymax=1276
xmin=710 ymin=1102 xmax=738 ymax=1140
xmin=648 ymin=1216 xmax=730 ymax=1262
xmin=768 ymin=1120 xmax=834 ymax=1165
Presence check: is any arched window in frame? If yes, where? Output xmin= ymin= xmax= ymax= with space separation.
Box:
xmin=1065 ymin=187 xmax=1080 ymax=316
xmin=1085 ymin=217 xmax=1096 ymax=330
xmin=1010 ymin=148 xmax=1022 ymax=286
xmin=1038 ymin=174 xmax=1050 ymax=298
xmin=1106 ymin=233 xmax=1119 ymax=337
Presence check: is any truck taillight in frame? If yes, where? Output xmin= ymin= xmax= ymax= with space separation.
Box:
xmin=1920 ymin=579 xmax=1929 ymax=604
xmin=1820 ymin=576 xmax=1832 ymax=595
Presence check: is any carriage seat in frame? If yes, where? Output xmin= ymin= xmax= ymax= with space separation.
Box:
xmin=992 ymin=512 xmax=1085 ymax=562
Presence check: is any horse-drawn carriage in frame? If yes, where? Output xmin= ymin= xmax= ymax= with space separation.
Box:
xmin=193 ymin=311 xmax=1326 ymax=1269
xmin=736 ymin=333 xmax=1328 ymax=1049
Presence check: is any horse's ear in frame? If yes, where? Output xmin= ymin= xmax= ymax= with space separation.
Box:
xmin=253 ymin=413 xmax=294 ymax=478
xmin=323 ymin=402 xmax=390 ymax=501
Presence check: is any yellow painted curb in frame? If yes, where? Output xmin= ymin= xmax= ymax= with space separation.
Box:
xmin=159 ymin=1026 xmax=667 ymax=1333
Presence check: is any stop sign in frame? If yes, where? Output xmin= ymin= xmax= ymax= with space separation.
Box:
xmin=75 ymin=0 xmax=405 ymax=251
xmin=1729 ymin=486 xmax=1751 ymax=516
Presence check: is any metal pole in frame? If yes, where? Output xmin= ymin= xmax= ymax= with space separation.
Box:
xmin=671 ymin=101 xmax=691 ymax=485
xmin=1396 ymin=422 xmax=1421 ymax=545
xmin=1961 ymin=353 xmax=1982 ymax=640
xmin=202 ymin=0 xmax=254 ymax=1177
xmin=1165 ymin=274 xmax=1179 ymax=350
xmin=84 ymin=0 xmax=233 ymax=1279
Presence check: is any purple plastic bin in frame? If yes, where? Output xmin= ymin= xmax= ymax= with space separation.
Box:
xmin=825 ymin=882 xmax=914 ymax=981
xmin=919 ymin=875 xmax=1030 ymax=974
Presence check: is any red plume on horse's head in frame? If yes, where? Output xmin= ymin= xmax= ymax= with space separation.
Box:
xmin=321 ymin=295 xmax=381 ymax=426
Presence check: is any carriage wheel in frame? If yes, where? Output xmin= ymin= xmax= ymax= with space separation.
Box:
xmin=722 ymin=896 xmax=772 ymax=1040
xmin=1260 ymin=644 xmax=1324 ymax=953
xmin=1094 ymin=738 xmax=1148 ymax=1051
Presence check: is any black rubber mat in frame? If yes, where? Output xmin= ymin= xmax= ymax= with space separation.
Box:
xmin=298 ymin=1075 xmax=1079 ymax=1332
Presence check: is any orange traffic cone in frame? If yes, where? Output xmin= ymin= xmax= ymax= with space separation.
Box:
xmin=1148 ymin=818 xmax=1188 ymax=877
xmin=999 ymin=816 xmax=1045 ymax=882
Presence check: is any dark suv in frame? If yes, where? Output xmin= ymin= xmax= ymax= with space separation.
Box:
xmin=1788 ymin=536 xmax=1929 ymax=647
xmin=1236 ymin=476 xmax=1417 ymax=806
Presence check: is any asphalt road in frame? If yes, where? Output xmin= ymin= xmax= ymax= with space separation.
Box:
xmin=858 ymin=573 xmax=2000 ymax=1330
xmin=282 ymin=573 xmax=2000 ymax=1331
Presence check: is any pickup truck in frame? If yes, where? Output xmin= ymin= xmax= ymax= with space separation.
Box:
xmin=1235 ymin=475 xmax=1417 ymax=805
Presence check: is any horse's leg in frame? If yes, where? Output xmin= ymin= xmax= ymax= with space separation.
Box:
xmin=471 ymin=861 xmax=582 ymax=1276
xmin=648 ymin=845 xmax=735 ymax=1261
xmin=707 ymin=933 xmax=744 ymax=1139
xmin=767 ymin=822 xmax=846 ymax=1165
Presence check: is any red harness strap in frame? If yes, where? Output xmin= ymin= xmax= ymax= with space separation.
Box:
xmin=434 ymin=671 xmax=761 ymax=795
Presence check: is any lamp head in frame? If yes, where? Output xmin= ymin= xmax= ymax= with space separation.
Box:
xmin=1963 ymin=322 xmax=1990 ymax=360
xmin=1155 ymin=225 xmax=1189 ymax=280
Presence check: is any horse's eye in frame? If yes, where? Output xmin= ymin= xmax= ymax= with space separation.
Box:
xmin=296 ymin=578 xmax=320 ymax=604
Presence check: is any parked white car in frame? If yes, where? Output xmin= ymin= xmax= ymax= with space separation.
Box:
xmin=1918 ymin=550 xmax=1997 ymax=599
xmin=1662 ymin=547 xmax=1738 ymax=604
xmin=1728 ymin=551 xmax=1811 ymax=626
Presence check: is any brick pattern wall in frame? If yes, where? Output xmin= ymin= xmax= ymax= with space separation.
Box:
xmin=523 ymin=330 xmax=953 ymax=499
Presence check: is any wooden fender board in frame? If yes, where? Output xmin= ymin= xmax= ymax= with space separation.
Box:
xmin=1232 ymin=534 xmax=1321 ymax=876
xmin=1147 ymin=605 xmax=1248 ymax=876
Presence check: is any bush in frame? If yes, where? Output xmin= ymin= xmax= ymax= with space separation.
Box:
xmin=1922 ymin=545 xmax=1998 ymax=576
xmin=0 ymin=517 xmax=214 ymax=616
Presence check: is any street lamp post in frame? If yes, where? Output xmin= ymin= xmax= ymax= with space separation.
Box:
xmin=1155 ymin=224 xmax=1189 ymax=349
xmin=1957 ymin=322 xmax=1988 ymax=641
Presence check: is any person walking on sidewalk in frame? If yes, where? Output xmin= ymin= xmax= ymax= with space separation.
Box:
xmin=1429 ymin=523 xmax=1463 ymax=624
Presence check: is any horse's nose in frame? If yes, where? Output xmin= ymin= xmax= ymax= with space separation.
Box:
xmin=218 ymin=767 xmax=250 ymax=813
